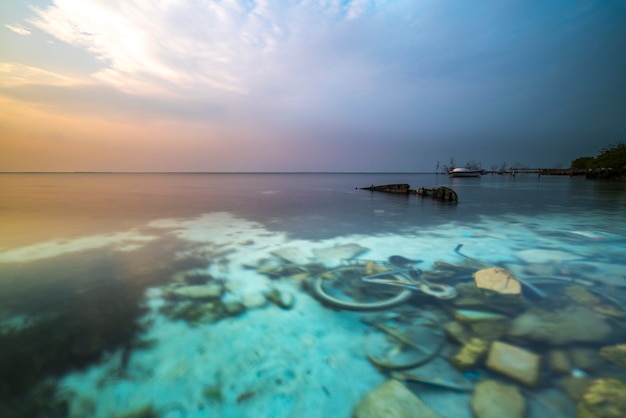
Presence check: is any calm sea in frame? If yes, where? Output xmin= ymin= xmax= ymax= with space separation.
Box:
xmin=1 ymin=173 xmax=625 ymax=417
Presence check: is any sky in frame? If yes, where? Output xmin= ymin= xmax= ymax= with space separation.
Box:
xmin=1 ymin=0 xmax=625 ymax=172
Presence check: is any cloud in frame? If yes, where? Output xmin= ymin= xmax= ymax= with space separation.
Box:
xmin=2 ymin=0 xmax=625 ymax=171
xmin=19 ymin=0 xmax=434 ymax=132
xmin=4 ymin=23 xmax=31 ymax=35
xmin=0 ymin=63 xmax=81 ymax=87
xmin=25 ymin=1 xmax=415 ymax=99
xmin=27 ymin=0 xmax=285 ymax=96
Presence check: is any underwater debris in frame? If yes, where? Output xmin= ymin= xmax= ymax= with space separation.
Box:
xmin=359 ymin=183 xmax=411 ymax=193
xmin=416 ymin=186 xmax=458 ymax=202
xmin=362 ymin=311 xmax=445 ymax=370
xmin=391 ymin=370 xmax=474 ymax=392
xmin=359 ymin=183 xmax=458 ymax=201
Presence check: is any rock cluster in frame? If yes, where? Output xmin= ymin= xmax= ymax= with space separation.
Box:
xmin=162 ymin=244 xmax=626 ymax=418
xmin=347 ymin=254 xmax=626 ymax=418
xmin=159 ymin=270 xmax=295 ymax=325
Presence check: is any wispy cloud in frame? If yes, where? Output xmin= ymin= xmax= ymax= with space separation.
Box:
xmin=25 ymin=0 xmax=407 ymax=99
xmin=0 ymin=63 xmax=80 ymax=87
xmin=4 ymin=23 xmax=31 ymax=36
xmin=28 ymin=1 xmax=280 ymax=96
xmin=2 ymin=0 xmax=625 ymax=171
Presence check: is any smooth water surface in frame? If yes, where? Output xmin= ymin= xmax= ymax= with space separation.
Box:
xmin=1 ymin=173 xmax=625 ymax=417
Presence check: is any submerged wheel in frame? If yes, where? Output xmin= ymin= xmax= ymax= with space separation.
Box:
xmin=363 ymin=311 xmax=445 ymax=370
xmin=312 ymin=265 xmax=412 ymax=311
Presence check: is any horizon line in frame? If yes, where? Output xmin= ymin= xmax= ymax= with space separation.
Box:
xmin=0 ymin=171 xmax=441 ymax=174
xmin=0 ymin=167 xmax=569 ymax=174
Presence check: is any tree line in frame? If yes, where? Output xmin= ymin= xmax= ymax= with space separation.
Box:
xmin=437 ymin=141 xmax=625 ymax=174
xmin=571 ymin=142 xmax=626 ymax=170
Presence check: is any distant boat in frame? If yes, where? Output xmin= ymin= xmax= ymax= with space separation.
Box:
xmin=449 ymin=167 xmax=482 ymax=177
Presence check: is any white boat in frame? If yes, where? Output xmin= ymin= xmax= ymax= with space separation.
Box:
xmin=449 ymin=167 xmax=482 ymax=177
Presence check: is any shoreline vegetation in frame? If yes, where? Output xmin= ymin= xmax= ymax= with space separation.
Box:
xmin=441 ymin=141 xmax=626 ymax=180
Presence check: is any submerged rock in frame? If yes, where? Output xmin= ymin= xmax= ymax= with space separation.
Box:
xmin=170 ymin=269 xmax=212 ymax=284
xmin=570 ymin=347 xmax=606 ymax=372
xmin=565 ymin=286 xmax=601 ymax=307
xmin=508 ymin=306 xmax=612 ymax=345
xmin=166 ymin=301 xmax=224 ymax=324
xmin=391 ymin=357 xmax=474 ymax=392
xmin=486 ymin=341 xmax=540 ymax=386
xmin=452 ymin=282 xmax=527 ymax=315
xmin=470 ymin=320 xmax=509 ymax=341
xmin=223 ymin=300 xmax=246 ymax=316
xmin=580 ymin=262 xmax=626 ymax=287
xmin=516 ymin=249 xmax=579 ymax=264
xmin=169 ymin=284 xmax=223 ymax=300
xmin=593 ymin=305 xmax=626 ymax=318
xmin=256 ymin=263 xmax=306 ymax=279
xmin=558 ymin=375 xmax=592 ymax=401
xmin=270 ymin=246 xmax=311 ymax=265
xmin=266 ymin=288 xmax=295 ymax=309
xmin=388 ymin=255 xmax=421 ymax=268
xmin=312 ymin=243 xmax=369 ymax=265
xmin=549 ymin=349 xmax=572 ymax=374
xmin=241 ymin=292 xmax=268 ymax=310
xmin=577 ymin=378 xmax=626 ymax=418
xmin=473 ymin=267 xmax=521 ymax=295
xmin=352 ymin=380 xmax=442 ymax=418
xmin=471 ymin=380 xmax=526 ymax=418
xmin=600 ymin=344 xmax=626 ymax=368
xmin=452 ymin=338 xmax=489 ymax=370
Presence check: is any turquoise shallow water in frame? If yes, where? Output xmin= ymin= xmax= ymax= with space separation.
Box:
xmin=1 ymin=173 xmax=625 ymax=417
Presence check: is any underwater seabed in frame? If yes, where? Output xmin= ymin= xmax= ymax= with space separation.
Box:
xmin=1 ymin=211 xmax=626 ymax=417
